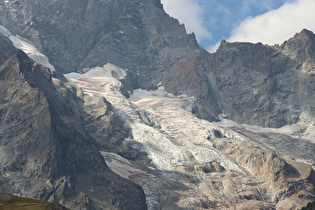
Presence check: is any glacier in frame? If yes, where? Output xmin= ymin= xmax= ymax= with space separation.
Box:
xmin=65 ymin=64 xmax=315 ymax=209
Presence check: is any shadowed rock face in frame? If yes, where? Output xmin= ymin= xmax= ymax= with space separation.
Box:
xmin=0 ymin=34 xmax=17 ymax=64
xmin=0 ymin=33 xmax=147 ymax=210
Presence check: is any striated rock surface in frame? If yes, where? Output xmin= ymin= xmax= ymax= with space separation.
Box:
xmin=0 ymin=33 xmax=147 ymax=210
xmin=206 ymin=32 xmax=315 ymax=128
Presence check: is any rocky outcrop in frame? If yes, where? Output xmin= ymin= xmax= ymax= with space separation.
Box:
xmin=78 ymin=95 xmax=130 ymax=151
xmin=281 ymin=29 xmax=315 ymax=63
xmin=0 ymin=34 xmax=147 ymax=209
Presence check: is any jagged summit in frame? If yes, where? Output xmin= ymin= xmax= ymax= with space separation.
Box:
xmin=293 ymin=28 xmax=315 ymax=40
xmin=0 ymin=0 xmax=201 ymax=74
xmin=281 ymin=28 xmax=315 ymax=62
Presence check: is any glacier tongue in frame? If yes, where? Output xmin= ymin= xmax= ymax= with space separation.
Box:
xmin=65 ymin=66 xmax=245 ymax=173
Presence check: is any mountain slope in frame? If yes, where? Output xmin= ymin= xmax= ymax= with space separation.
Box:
xmin=0 ymin=0 xmax=222 ymax=121
xmin=0 ymin=33 xmax=147 ymax=210
xmin=65 ymin=64 xmax=315 ymax=210
xmin=2 ymin=1 xmax=315 ymax=128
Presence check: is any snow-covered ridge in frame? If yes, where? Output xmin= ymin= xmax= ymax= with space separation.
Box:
xmin=0 ymin=25 xmax=55 ymax=73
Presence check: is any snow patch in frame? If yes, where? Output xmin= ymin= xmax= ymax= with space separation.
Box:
xmin=0 ymin=25 xmax=55 ymax=73
xmin=65 ymin=63 xmax=126 ymax=80
xmin=0 ymin=25 xmax=11 ymax=37
xmin=3 ymin=172 xmax=10 ymax=178
xmin=215 ymin=118 xmax=315 ymax=144
xmin=129 ymin=87 xmax=177 ymax=102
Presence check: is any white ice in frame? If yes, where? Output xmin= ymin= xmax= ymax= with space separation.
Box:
xmin=0 ymin=25 xmax=55 ymax=73
xmin=215 ymin=118 xmax=315 ymax=144
xmin=66 ymin=63 xmax=126 ymax=80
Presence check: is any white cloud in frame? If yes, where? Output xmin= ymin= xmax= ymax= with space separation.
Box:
xmin=207 ymin=42 xmax=221 ymax=53
xmin=229 ymin=0 xmax=315 ymax=45
xmin=161 ymin=0 xmax=212 ymax=42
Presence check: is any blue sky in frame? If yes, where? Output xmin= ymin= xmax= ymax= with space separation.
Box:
xmin=161 ymin=0 xmax=315 ymax=52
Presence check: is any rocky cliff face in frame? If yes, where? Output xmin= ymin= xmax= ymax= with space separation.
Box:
xmin=204 ymin=29 xmax=315 ymax=128
xmin=205 ymin=38 xmax=311 ymax=128
xmin=0 ymin=33 xmax=147 ymax=210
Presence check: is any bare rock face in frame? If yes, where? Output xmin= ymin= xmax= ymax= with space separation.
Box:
xmin=0 ymin=33 xmax=17 ymax=63
xmin=0 ymin=34 xmax=147 ymax=209
xmin=281 ymin=29 xmax=315 ymax=63
xmin=205 ymin=31 xmax=315 ymax=128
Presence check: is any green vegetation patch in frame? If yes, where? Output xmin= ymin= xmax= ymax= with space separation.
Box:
xmin=301 ymin=200 xmax=315 ymax=210
xmin=0 ymin=193 xmax=67 ymax=210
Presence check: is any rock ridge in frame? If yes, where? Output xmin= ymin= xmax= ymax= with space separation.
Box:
xmin=0 ymin=34 xmax=147 ymax=209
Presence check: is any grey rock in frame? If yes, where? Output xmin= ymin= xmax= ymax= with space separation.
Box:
xmin=205 ymin=31 xmax=315 ymax=127
xmin=0 ymin=35 xmax=147 ymax=209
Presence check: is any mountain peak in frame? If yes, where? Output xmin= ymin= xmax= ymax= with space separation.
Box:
xmin=295 ymin=28 xmax=315 ymax=38
xmin=281 ymin=28 xmax=315 ymax=62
